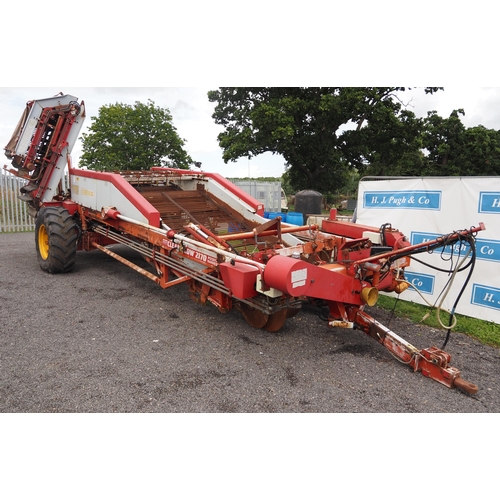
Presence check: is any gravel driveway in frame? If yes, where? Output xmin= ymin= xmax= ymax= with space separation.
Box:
xmin=1 ymin=232 xmax=499 ymax=413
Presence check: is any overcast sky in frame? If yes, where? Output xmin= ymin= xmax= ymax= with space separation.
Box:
xmin=2 ymin=87 xmax=500 ymax=179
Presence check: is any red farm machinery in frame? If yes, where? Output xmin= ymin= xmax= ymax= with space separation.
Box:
xmin=3 ymin=93 xmax=486 ymax=394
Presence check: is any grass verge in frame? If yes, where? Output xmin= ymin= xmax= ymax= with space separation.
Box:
xmin=374 ymin=294 xmax=500 ymax=348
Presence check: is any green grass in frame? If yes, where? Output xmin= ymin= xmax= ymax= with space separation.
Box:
xmin=374 ymin=294 xmax=500 ymax=348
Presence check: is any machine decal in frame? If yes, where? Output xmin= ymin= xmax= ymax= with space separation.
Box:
xmin=291 ymin=268 xmax=307 ymax=288
xmin=184 ymin=247 xmax=218 ymax=267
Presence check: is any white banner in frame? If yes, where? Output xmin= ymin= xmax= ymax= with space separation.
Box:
xmin=357 ymin=177 xmax=500 ymax=324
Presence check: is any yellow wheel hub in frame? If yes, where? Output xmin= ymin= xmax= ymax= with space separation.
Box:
xmin=38 ymin=224 xmax=49 ymax=260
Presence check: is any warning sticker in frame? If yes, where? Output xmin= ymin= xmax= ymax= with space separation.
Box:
xmin=291 ymin=268 xmax=307 ymax=289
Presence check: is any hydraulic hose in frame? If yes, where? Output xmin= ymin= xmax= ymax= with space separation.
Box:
xmin=441 ymin=235 xmax=477 ymax=349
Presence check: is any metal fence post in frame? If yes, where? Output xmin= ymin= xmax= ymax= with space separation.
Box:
xmin=0 ymin=170 xmax=35 ymax=232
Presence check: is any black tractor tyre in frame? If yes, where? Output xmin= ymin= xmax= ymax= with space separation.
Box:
xmin=35 ymin=206 xmax=79 ymax=273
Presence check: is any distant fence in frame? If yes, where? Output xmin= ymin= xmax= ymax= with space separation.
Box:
xmin=228 ymin=180 xmax=283 ymax=212
xmin=0 ymin=170 xmax=35 ymax=233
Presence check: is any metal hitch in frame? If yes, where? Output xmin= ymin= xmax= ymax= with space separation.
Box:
xmin=355 ymin=310 xmax=478 ymax=394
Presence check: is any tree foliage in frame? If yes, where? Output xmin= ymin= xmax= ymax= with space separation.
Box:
xmin=80 ymin=100 xmax=192 ymax=171
xmin=422 ymin=109 xmax=500 ymax=176
xmin=208 ymin=87 xmax=442 ymax=192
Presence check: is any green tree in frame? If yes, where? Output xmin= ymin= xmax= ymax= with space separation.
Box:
xmin=421 ymin=109 xmax=467 ymax=175
xmin=458 ymin=125 xmax=500 ymax=175
xmin=208 ymin=87 xmax=440 ymax=192
xmin=422 ymin=110 xmax=500 ymax=176
xmin=345 ymin=108 xmax=427 ymax=177
xmin=80 ymin=100 xmax=192 ymax=171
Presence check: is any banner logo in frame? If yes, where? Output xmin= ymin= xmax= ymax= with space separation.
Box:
xmin=478 ymin=192 xmax=500 ymax=214
xmin=471 ymin=284 xmax=500 ymax=311
xmin=476 ymin=239 xmax=500 ymax=263
xmin=411 ymin=232 xmax=500 ymax=263
xmin=363 ymin=190 xmax=441 ymax=210
xmin=410 ymin=231 xmax=471 ymax=255
xmin=404 ymin=272 xmax=435 ymax=294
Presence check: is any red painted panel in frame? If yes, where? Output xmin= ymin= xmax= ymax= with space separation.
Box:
xmin=322 ymin=219 xmax=378 ymax=239
xmin=219 ymin=262 xmax=259 ymax=299
xmin=263 ymin=255 xmax=363 ymax=305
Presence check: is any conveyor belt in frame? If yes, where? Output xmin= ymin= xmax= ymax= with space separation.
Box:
xmin=136 ymin=186 xmax=254 ymax=235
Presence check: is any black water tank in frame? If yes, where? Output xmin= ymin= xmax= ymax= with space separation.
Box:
xmin=294 ymin=190 xmax=322 ymax=224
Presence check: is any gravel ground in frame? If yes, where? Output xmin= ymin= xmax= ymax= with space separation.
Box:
xmin=1 ymin=231 xmax=499 ymax=413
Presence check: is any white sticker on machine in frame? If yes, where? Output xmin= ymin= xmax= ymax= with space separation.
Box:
xmin=291 ymin=268 xmax=307 ymax=288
